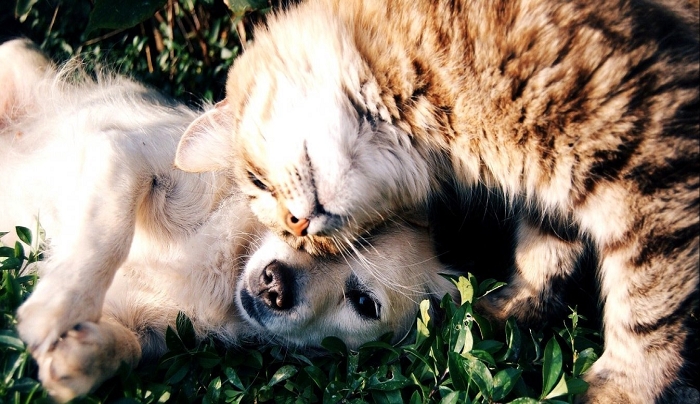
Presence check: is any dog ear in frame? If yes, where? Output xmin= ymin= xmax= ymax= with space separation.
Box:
xmin=0 ymin=39 xmax=52 ymax=127
xmin=175 ymin=100 xmax=235 ymax=172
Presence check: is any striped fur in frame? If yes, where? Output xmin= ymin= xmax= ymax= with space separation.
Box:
xmin=176 ymin=0 xmax=699 ymax=402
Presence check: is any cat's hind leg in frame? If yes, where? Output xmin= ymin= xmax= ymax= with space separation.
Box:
xmin=476 ymin=217 xmax=584 ymax=327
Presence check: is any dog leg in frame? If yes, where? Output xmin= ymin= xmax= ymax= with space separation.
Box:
xmin=16 ymin=133 xmax=149 ymax=355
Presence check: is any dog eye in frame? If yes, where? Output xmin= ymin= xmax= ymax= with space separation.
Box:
xmin=347 ymin=290 xmax=381 ymax=320
xmin=247 ymin=170 xmax=269 ymax=191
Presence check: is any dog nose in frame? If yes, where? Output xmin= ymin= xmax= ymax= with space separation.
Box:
xmin=283 ymin=211 xmax=309 ymax=237
xmin=258 ymin=261 xmax=294 ymax=310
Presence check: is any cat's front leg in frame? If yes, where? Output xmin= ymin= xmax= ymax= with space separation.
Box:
xmin=35 ymin=319 xmax=141 ymax=403
xmin=476 ymin=217 xmax=584 ymax=327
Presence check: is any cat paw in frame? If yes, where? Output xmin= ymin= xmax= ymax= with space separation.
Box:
xmin=16 ymin=284 xmax=101 ymax=355
xmin=473 ymin=293 xmax=510 ymax=324
xmin=35 ymin=322 xmax=122 ymax=403
xmin=578 ymin=360 xmax=652 ymax=404
xmin=575 ymin=380 xmax=636 ymax=404
xmin=474 ymin=289 xmax=551 ymax=330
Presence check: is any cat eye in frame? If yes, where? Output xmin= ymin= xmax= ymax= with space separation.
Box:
xmin=247 ymin=170 xmax=269 ymax=191
xmin=345 ymin=282 xmax=381 ymax=321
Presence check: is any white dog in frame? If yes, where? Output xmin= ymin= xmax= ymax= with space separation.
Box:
xmin=0 ymin=39 xmax=459 ymax=402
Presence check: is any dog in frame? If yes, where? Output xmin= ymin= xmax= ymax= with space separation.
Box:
xmin=0 ymin=39 xmax=459 ymax=402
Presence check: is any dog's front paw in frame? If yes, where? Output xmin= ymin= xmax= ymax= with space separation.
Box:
xmin=36 ymin=323 xmax=109 ymax=402
xmin=16 ymin=282 xmax=102 ymax=355
xmin=35 ymin=321 xmax=141 ymax=403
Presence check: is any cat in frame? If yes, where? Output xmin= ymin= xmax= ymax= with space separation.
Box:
xmin=0 ymin=38 xmax=458 ymax=402
xmin=174 ymin=0 xmax=699 ymax=402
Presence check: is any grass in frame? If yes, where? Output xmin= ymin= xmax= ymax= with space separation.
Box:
xmin=0 ymin=226 xmax=603 ymax=404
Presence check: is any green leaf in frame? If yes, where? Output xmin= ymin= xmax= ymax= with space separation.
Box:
xmin=360 ymin=340 xmax=401 ymax=357
xmin=196 ymin=350 xmax=221 ymax=369
xmin=163 ymin=356 xmax=190 ymax=384
xmin=452 ymin=276 xmax=474 ymax=305
xmin=204 ymin=377 xmax=222 ymax=404
xmin=224 ymin=389 xmax=244 ymax=404
xmin=224 ymin=367 xmax=245 ymax=391
xmin=256 ymin=384 xmax=273 ymax=402
xmin=544 ymin=375 xmax=569 ymax=399
xmin=408 ymin=391 xmax=422 ymax=404
xmin=462 ymin=353 xmax=494 ymax=399
xmin=175 ymin=312 xmax=196 ymax=348
xmin=541 ymin=338 xmax=563 ymax=399
xmin=499 ymin=317 xmax=521 ymax=362
xmin=416 ymin=299 xmax=432 ymax=344
xmin=164 ymin=326 xmax=185 ymax=351
xmin=0 ymin=257 xmax=22 ymax=270
xmin=371 ymin=389 xmax=405 ymax=404
xmin=440 ymin=390 xmax=471 ymax=404
xmin=449 ymin=303 xmax=471 ymax=353
xmin=303 ymin=365 xmax=327 ymax=389
xmin=0 ymin=331 xmax=26 ymax=350
xmin=15 ymin=226 xmax=31 ymax=245
xmin=85 ymin=0 xmax=167 ymax=36
xmin=573 ymin=348 xmax=599 ymax=376
xmin=246 ymin=349 xmax=263 ymax=369
xmin=368 ymin=366 xmax=411 ymax=391
xmin=226 ymin=0 xmax=268 ymax=16
xmin=492 ymin=368 xmax=522 ymax=401
xmin=508 ymin=398 xmax=540 ymax=404
xmin=474 ymin=339 xmax=503 ymax=354
xmin=0 ymin=246 xmax=15 ymax=258
xmin=566 ymin=377 xmax=589 ymax=396
xmin=14 ymin=241 xmax=25 ymax=260
xmin=469 ymin=349 xmax=496 ymax=368
xmin=321 ymin=336 xmax=347 ymax=357
xmin=268 ymin=365 xmax=298 ymax=387
xmin=447 ymin=352 xmax=470 ymax=391
xmin=14 ymin=0 xmax=38 ymax=22
xmin=472 ymin=311 xmax=494 ymax=340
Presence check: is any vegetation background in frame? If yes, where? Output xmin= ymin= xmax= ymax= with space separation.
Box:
xmin=0 ymin=1 xmax=603 ymax=403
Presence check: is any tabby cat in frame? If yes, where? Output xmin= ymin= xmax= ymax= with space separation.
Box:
xmin=175 ymin=0 xmax=699 ymax=402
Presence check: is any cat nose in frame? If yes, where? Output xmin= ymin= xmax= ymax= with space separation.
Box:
xmin=282 ymin=211 xmax=310 ymax=237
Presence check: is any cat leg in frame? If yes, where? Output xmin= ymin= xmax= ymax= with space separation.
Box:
xmin=476 ymin=217 xmax=584 ymax=326
xmin=16 ymin=134 xmax=148 ymax=355
xmin=580 ymin=241 xmax=697 ymax=403
xmin=35 ymin=318 xmax=141 ymax=403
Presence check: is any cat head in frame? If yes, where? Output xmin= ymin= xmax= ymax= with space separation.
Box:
xmin=175 ymin=7 xmax=433 ymax=255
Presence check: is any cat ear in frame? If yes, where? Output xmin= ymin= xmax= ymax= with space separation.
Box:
xmin=175 ymin=100 xmax=235 ymax=172
xmin=0 ymin=39 xmax=52 ymax=126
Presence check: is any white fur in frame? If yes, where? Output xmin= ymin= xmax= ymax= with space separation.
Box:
xmin=0 ymin=39 xmax=458 ymax=402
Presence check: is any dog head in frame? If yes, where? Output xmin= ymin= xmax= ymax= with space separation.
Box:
xmin=236 ymin=222 xmax=459 ymax=350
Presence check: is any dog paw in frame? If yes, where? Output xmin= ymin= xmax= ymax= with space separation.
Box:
xmin=36 ymin=322 xmax=111 ymax=402
xmin=16 ymin=283 xmax=101 ymax=355
xmin=35 ymin=321 xmax=136 ymax=403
